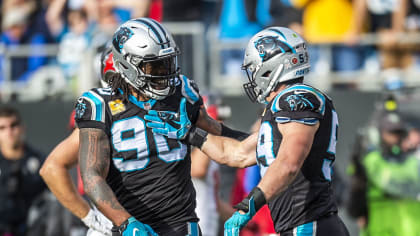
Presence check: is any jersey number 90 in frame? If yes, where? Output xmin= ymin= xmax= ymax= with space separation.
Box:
xmin=111 ymin=117 xmax=187 ymax=172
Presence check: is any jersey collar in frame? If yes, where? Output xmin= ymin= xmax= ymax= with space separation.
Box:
xmin=118 ymin=88 xmax=157 ymax=110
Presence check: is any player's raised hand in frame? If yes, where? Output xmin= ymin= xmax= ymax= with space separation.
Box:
xmin=145 ymin=98 xmax=192 ymax=140
xmin=117 ymin=217 xmax=158 ymax=236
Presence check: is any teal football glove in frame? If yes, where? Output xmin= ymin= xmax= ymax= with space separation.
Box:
xmin=224 ymin=187 xmax=267 ymax=236
xmin=117 ymin=217 xmax=158 ymax=236
xmin=145 ymin=98 xmax=191 ymax=140
xmin=224 ymin=197 xmax=256 ymax=236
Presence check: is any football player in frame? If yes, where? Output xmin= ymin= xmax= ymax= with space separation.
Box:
xmin=145 ymin=27 xmax=350 ymax=236
xmin=40 ymin=46 xmax=116 ymax=236
xmin=75 ymin=18 xmax=248 ymax=236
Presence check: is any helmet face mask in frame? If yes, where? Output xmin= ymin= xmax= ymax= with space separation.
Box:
xmin=137 ymin=54 xmax=179 ymax=98
xmin=242 ymin=65 xmax=261 ymax=103
xmin=111 ymin=18 xmax=180 ymax=100
xmin=242 ymin=27 xmax=310 ymax=104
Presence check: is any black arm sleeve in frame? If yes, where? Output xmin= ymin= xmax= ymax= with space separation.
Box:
xmin=221 ymin=124 xmax=250 ymax=141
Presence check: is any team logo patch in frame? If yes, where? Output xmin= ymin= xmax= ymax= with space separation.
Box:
xmin=108 ymin=99 xmax=126 ymax=115
xmin=112 ymin=27 xmax=134 ymax=53
xmin=75 ymin=98 xmax=87 ymax=119
xmin=285 ymin=93 xmax=314 ymax=111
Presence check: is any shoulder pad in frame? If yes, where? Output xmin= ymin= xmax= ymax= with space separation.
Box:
xmin=75 ymin=89 xmax=107 ymax=123
xmin=271 ymin=84 xmax=326 ymax=116
xmin=93 ymin=87 xmax=114 ymax=97
xmin=179 ymin=75 xmax=200 ymax=104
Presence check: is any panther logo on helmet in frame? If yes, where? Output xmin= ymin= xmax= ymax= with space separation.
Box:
xmin=112 ymin=27 xmax=134 ymax=53
xmin=254 ymin=36 xmax=294 ymax=62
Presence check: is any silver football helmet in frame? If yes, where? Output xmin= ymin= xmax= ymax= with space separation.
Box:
xmin=242 ymin=27 xmax=310 ymax=103
xmin=111 ymin=18 xmax=180 ymax=100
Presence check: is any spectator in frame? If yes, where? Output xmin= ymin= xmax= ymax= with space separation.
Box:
xmin=84 ymin=0 xmax=152 ymax=47
xmin=46 ymin=0 xmax=97 ymax=93
xmin=1 ymin=0 xmax=36 ymax=24
xmin=0 ymin=7 xmax=49 ymax=83
xmin=349 ymin=0 xmax=420 ymax=88
xmin=285 ymin=0 xmax=365 ymax=73
xmin=0 ymin=106 xmax=46 ymax=236
xmin=218 ymin=0 xmax=267 ymax=76
xmin=269 ymin=0 xmax=303 ymax=35
xmin=347 ymin=111 xmax=420 ymax=236
xmin=56 ymin=8 xmax=92 ymax=82
xmin=2 ymin=0 xmax=53 ymax=41
xmin=46 ymin=0 xmax=151 ymax=94
xmin=47 ymin=1 xmax=90 ymax=85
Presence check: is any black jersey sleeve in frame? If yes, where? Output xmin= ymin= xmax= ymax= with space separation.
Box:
xmin=180 ymin=75 xmax=203 ymax=124
xmin=74 ymin=89 xmax=109 ymax=134
xmin=270 ymin=85 xmax=326 ymax=125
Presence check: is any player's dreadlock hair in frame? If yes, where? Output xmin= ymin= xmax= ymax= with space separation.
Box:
xmin=109 ymin=73 xmax=141 ymax=102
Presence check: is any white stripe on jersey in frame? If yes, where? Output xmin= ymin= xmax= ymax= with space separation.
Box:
xmin=82 ymin=96 xmax=97 ymax=122
xmin=89 ymin=91 xmax=106 ymax=123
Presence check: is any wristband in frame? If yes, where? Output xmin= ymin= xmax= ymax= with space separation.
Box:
xmin=234 ymin=187 xmax=266 ymax=213
xmin=112 ymin=217 xmax=131 ymax=235
xmin=186 ymin=126 xmax=208 ymax=149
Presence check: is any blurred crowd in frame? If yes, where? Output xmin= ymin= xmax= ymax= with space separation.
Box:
xmin=1 ymin=0 xmax=420 ymax=101
xmin=0 ymin=0 xmax=154 ymax=100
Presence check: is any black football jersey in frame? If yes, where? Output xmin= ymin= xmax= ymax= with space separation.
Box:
xmin=257 ymin=83 xmax=338 ymax=232
xmin=75 ymin=75 xmax=203 ymax=230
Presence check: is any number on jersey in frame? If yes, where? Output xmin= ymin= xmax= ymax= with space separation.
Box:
xmin=111 ymin=116 xmax=187 ymax=172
